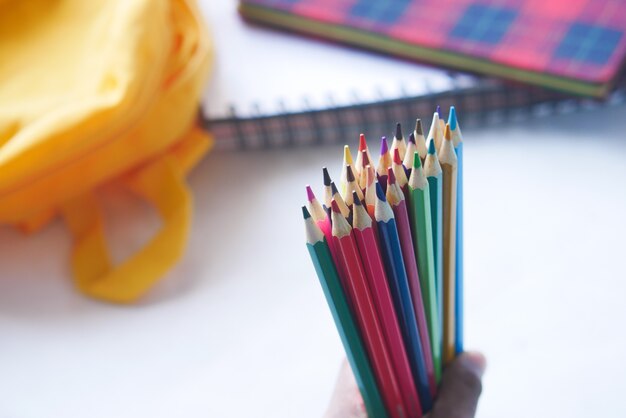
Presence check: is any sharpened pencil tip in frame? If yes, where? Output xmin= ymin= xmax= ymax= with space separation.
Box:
xmin=346 ymin=165 xmax=355 ymax=182
xmin=428 ymin=138 xmax=436 ymax=154
xmin=449 ymin=106 xmax=457 ymax=130
xmin=343 ymin=145 xmax=353 ymax=165
xmin=302 ymin=206 xmax=311 ymax=219
xmin=413 ymin=151 xmax=422 ymax=168
xmin=375 ymin=181 xmax=386 ymax=202
xmin=380 ymin=136 xmax=388 ymax=155
xmin=415 ymin=119 xmax=423 ymax=135
xmin=322 ymin=167 xmax=331 ymax=186
xmin=393 ymin=148 xmax=402 ymax=165
xmin=352 ymin=191 xmax=361 ymax=206
xmin=362 ymin=150 xmax=370 ymax=166
xmin=359 ymin=134 xmax=367 ymax=151
xmin=330 ymin=199 xmax=340 ymax=213
xmin=387 ymin=167 xmax=396 ymax=184
xmin=395 ymin=123 xmax=402 ymax=140
xmin=331 ymin=182 xmax=339 ymax=195
xmin=436 ymin=105 xmax=442 ymax=118
xmin=444 ymin=123 xmax=451 ymax=140
xmin=409 ymin=132 xmax=416 ymax=144
xmin=305 ymin=185 xmax=315 ymax=202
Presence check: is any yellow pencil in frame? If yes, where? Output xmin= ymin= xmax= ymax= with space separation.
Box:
xmin=439 ymin=123 xmax=458 ymax=366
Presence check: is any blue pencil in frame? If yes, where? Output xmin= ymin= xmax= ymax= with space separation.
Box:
xmin=374 ymin=182 xmax=433 ymax=412
xmin=449 ymin=106 xmax=464 ymax=355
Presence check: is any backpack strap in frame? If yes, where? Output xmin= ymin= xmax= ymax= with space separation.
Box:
xmin=61 ymin=127 xmax=210 ymax=303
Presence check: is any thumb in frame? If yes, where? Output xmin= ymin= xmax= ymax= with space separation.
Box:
xmin=428 ymin=351 xmax=486 ymax=418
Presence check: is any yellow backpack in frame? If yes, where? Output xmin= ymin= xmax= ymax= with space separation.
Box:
xmin=0 ymin=0 xmax=212 ymax=303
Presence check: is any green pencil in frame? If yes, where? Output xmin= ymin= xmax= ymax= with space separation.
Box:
xmin=406 ymin=154 xmax=442 ymax=383
xmin=303 ymin=207 xmax=388 ymax=418
xmin=423 ymin=139 xmax=443 ymax=360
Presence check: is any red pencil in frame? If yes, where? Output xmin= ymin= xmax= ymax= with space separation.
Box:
xmin=387 ymin=169 xmax=437 ymax=395
xmin=331 ymin=200 xmax=407 ymax=418
xmin=352 ymin=193 xmax=423 ymax=417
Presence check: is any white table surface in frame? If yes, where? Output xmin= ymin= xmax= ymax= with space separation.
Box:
xmin=2 ymin=101 xmax=626 ymax=418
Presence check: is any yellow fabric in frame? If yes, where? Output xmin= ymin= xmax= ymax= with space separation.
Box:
xmin=0 ymin=0 xmax=212 ymax=303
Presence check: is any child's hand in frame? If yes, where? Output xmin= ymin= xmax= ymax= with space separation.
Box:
xmin=324 ymin=351 xmax=486 ymax=418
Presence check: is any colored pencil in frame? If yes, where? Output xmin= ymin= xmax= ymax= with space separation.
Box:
xmin=340 ymin=145 xmax=354 ymax=198
xmin=423 ymin=140 xmax=443 ymax=354
xmin=413 ymin=119 xmax=427 ymax=162
xmin=391 ymin=123 xmax=407 ymax=161
xmin=402 ymin=132 xmax=416 ymax=175
xmin=439 ymin=124 xmax=458 ymax=366
xmin=391 ymin=148 xmax=408 ymax=194
xmin=330 ymin=181 xmax=351 ymax=218
xmin=374 ymin=182 xmax=433 ymax=412
xmin=427 ymin=112 xmax=443 ymax=152
xmin=436 ymin=105 xmax=445 ymax=134
xmin=322 ymin=167 xmax=333 ymax=209
xmin=359 ymin=149 xmax=371 ymax=190
xmin=448 ymin=106 xmax=464 ymax=355
xmin=386 ymin=169 xmax=437 ymax=396
xmin=306 ymin=184 xmax=333 ymax=245
xmin=352 ymin=193 xmax=423 ymax=417
xmin=364 ymin=165 xmax=377 ymax=220
xmin=331 ymin=200 xmax=407 ymax=418
xmin=344 ymin=165 xmax=364 ymax=206
xmin=303 ymin=206 xmax=389 ymax=418
xmin=407 ymin=152 xmax=442 ymax=382
xmin=377 ymin=136 xmax=392 ymax=193
xmin=356 ymin=134 xmax=374 ymax=184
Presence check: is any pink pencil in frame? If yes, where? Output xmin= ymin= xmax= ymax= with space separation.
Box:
xmin=387 ymin=169 xmax=437 ymax=395
xmin=352 ymin=192 xmax=423 ymax=417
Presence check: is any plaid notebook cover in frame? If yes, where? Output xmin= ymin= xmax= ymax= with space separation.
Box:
xmin=239 ymin=0 xmax=626 ymax=97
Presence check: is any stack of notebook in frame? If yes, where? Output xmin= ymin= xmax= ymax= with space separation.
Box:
xmin=203 ymin=0 xmax=626 ymax=149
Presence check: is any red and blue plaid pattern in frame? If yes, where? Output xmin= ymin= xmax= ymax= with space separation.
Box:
xmin=241 ymin=0 xmax=626 ymax=84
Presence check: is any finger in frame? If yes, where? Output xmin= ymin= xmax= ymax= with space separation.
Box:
xmin=429 ymin=351 xmax=486 ymax=418
xmin=324 ymin=360 xmax=368 ymax=418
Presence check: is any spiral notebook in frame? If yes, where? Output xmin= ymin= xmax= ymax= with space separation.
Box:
xmin=200 ymin=0 xmax=626 ymax=151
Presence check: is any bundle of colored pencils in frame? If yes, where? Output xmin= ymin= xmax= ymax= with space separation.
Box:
xmin=302 ymin=106 xmax=464 ymax=418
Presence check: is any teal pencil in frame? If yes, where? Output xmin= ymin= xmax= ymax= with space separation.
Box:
xmin=449 ymin=106 xmax=464 ymax=355
xmin=303 ymin=207 xmax=388 ymax=418
xmin=423 ymin=140 xmax=443 ymax=359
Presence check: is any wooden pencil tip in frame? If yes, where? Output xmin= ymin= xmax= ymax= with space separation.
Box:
xmin=415 ymin=118 xmax=423 ymax=135
xmin=436 ymin=105 xmax=442 ymax=118
xmin=413 ymin=151 xmax=422 ymax=169
xmin=393 ymin=148 xmax=402 ymax=165
xmin=322 ymin=167 xmax=331 ymax=186
xmin=302 ymin=205 xmax=311 ymax=219
xmin=359 ymin=134 xmax=367 ymax=151
xmin=352 ymin=191 xmax=362 ymax=206
xmin=380 ymin=136 xmax=388 ymax=155
xmin=448 ymin=106 xmax=457 ymax=130
xmin=444 ymin=123 xmax=451 ymax=140
xmin=428 ymin=138 xmax=437 ymax=154
xmin=346 ymin=165 xmax=355 ymax=182
xmin=395 ymin=123 xmax=402 ymax=140
xmin=362 ymin=150 xmax=370 ymax=166
xmin=375 ymin=181 xmax=386 ymax=201
xmin=387 ymin=167 xmax=396 ymax=184
xmin=408 ymin=132 xmax=416 ymax=144
xmin=330 ymin=199 xmax=341 ymax=213
xmin=343 ymin=145 xmax=353 ymax=164
xmin=305 ymin=185 xmax=315 ymax=202
xmin=331 ymin=182 xmax=339 ymax=195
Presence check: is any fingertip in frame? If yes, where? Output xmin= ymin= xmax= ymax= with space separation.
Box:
xmin=457 ymin=351 xmax=487 ymax=378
